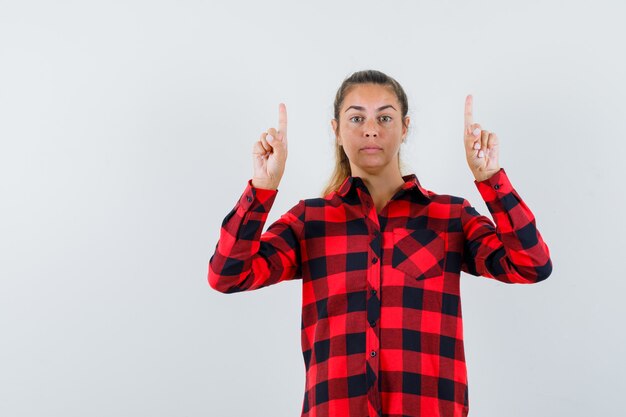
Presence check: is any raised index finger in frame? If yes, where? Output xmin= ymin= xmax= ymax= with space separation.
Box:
xmin=278 ymin=102 xmax=287 ymax=138
xmin=464 ymin=94 xmax=473 ymax=129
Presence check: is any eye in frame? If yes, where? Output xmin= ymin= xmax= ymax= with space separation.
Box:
xmin=349 ymin=116 xmax=363 ymax=123
xmin=380 ymin=115 xmax=392 ymax=122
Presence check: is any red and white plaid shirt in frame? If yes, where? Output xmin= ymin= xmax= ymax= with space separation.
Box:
xmin=209 ymin=167 xmax=552 ymax=417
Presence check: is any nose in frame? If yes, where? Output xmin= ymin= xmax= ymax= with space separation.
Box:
xmin=364 ymin=119 xmax=378 ymax=137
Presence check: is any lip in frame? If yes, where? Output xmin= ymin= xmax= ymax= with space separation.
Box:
xmin=361 ymin=146 xmax=383 ymax=153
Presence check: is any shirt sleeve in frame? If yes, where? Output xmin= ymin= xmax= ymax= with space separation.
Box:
xmin=460 ymin=168 xmax=553 ymax=284
xmin=208 ymin=179 xmax=305 ymax=293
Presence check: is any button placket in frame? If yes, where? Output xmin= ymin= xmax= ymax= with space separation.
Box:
xmin=361 ymin=187 xmax=382 ymax=408
xmin=367 ymin=226 xmax=381 ymax=329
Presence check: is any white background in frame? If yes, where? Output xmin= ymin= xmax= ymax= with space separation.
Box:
xmin=1 ymin=0 xmax=624 ymax=416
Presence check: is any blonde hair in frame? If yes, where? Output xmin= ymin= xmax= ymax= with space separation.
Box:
xmin=321 ymin=70 xmax=410 ymax=197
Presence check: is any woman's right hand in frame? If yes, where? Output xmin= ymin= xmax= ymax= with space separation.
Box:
xmin=252 ymin=103 xmax=288 ymax=190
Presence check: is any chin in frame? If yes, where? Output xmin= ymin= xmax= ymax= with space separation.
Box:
xmin=355 ymin=164 xmax=388 ymax=175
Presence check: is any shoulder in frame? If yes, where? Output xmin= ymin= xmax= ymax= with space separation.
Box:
xmin=300 ymin=188 xmax=346 ymax=208
xmin=418 ymin=185 xmax=467 ymax=207
xmin=302 ymin=197 xmax=328 ymax=207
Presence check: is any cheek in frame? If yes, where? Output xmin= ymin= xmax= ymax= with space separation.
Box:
xmin=386 ymin=122 xmax=402 ymax=132
xmin=341 ymin=123 xmax=358 ymax=134
xmin=342 ymin=142 xmax=358 ymax=155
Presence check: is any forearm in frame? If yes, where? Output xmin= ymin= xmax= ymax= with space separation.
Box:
xmin=464 ymin=168 xmax=553 ymax=283
xmin=208 ymin=180 xmax=304 ymax=293
xmin=208 ymin=180 xmax=279 ymax=293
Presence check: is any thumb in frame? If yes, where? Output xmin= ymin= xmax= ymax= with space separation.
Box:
xmin=267 ymin=133 xmax=287 ymax=155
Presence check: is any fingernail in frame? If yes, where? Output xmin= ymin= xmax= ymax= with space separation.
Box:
xmin=478 ymin=150 xmax=484 ymax=157
xmin=473 ymin=128 xmax=481 ymax=137
xmin=267 ymin=134 xmax=274 ymax=142
xmin=473 ymin=143 xmax=480 ymax=150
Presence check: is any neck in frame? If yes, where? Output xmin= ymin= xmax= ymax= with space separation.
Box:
xmin=352 ymin=163 xmax=406 ymax=210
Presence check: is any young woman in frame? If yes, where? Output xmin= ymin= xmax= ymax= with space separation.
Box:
xmin=209 ymin=70 xmax=552 ymax=417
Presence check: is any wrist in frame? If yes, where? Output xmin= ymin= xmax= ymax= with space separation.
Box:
xmin=251 ymin=179 xmax=279 ymax=190
xmin=473 ymin=168 xmax=500 ymax=183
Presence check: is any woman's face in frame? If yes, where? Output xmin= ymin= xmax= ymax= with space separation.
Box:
xmin=331 ymin=83 xmax=409 ymax=177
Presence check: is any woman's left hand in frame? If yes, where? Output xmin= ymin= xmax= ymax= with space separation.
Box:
xmin=464 ymin=94 xmax=501 ymax=182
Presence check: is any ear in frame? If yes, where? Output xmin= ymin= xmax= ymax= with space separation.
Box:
xmin=331 ymin=119 xmax=341 ymax=145
xmin=402 ymin=116 xmax=410 ymax=140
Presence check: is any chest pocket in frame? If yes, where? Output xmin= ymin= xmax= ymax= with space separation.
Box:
xmin=392 ymin=228 xmax=446 ymax=281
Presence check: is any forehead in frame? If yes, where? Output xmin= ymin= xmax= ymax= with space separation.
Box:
xmin=343 ymin=83 xmax=398 ymax=109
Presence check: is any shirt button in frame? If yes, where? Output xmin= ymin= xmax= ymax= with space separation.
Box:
xmin=370 ymin=350 xmax=377 ymax=357
xmin=371 ymin=289 xmax=377 ymax=295
xmin=494 ymin=184 xmax=500 ymax=190
xmin=371 ymin=257 xmax=378 ymax=264
xmin=246 ymin=196 xmax=253 ymax=202
xmin=369 ymin=320 xmax=376 ymax=327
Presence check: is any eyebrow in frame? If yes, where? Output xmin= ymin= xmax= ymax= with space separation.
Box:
xmin=344 ymin=104 xmax=397 ymax=113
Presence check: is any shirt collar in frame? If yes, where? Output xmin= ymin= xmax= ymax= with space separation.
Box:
xmin=337 ymin=173 xmax=431 ymax=200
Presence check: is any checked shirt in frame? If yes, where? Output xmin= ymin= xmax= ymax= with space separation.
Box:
xmin=208 ymin=167 xmax=552 ymax=417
